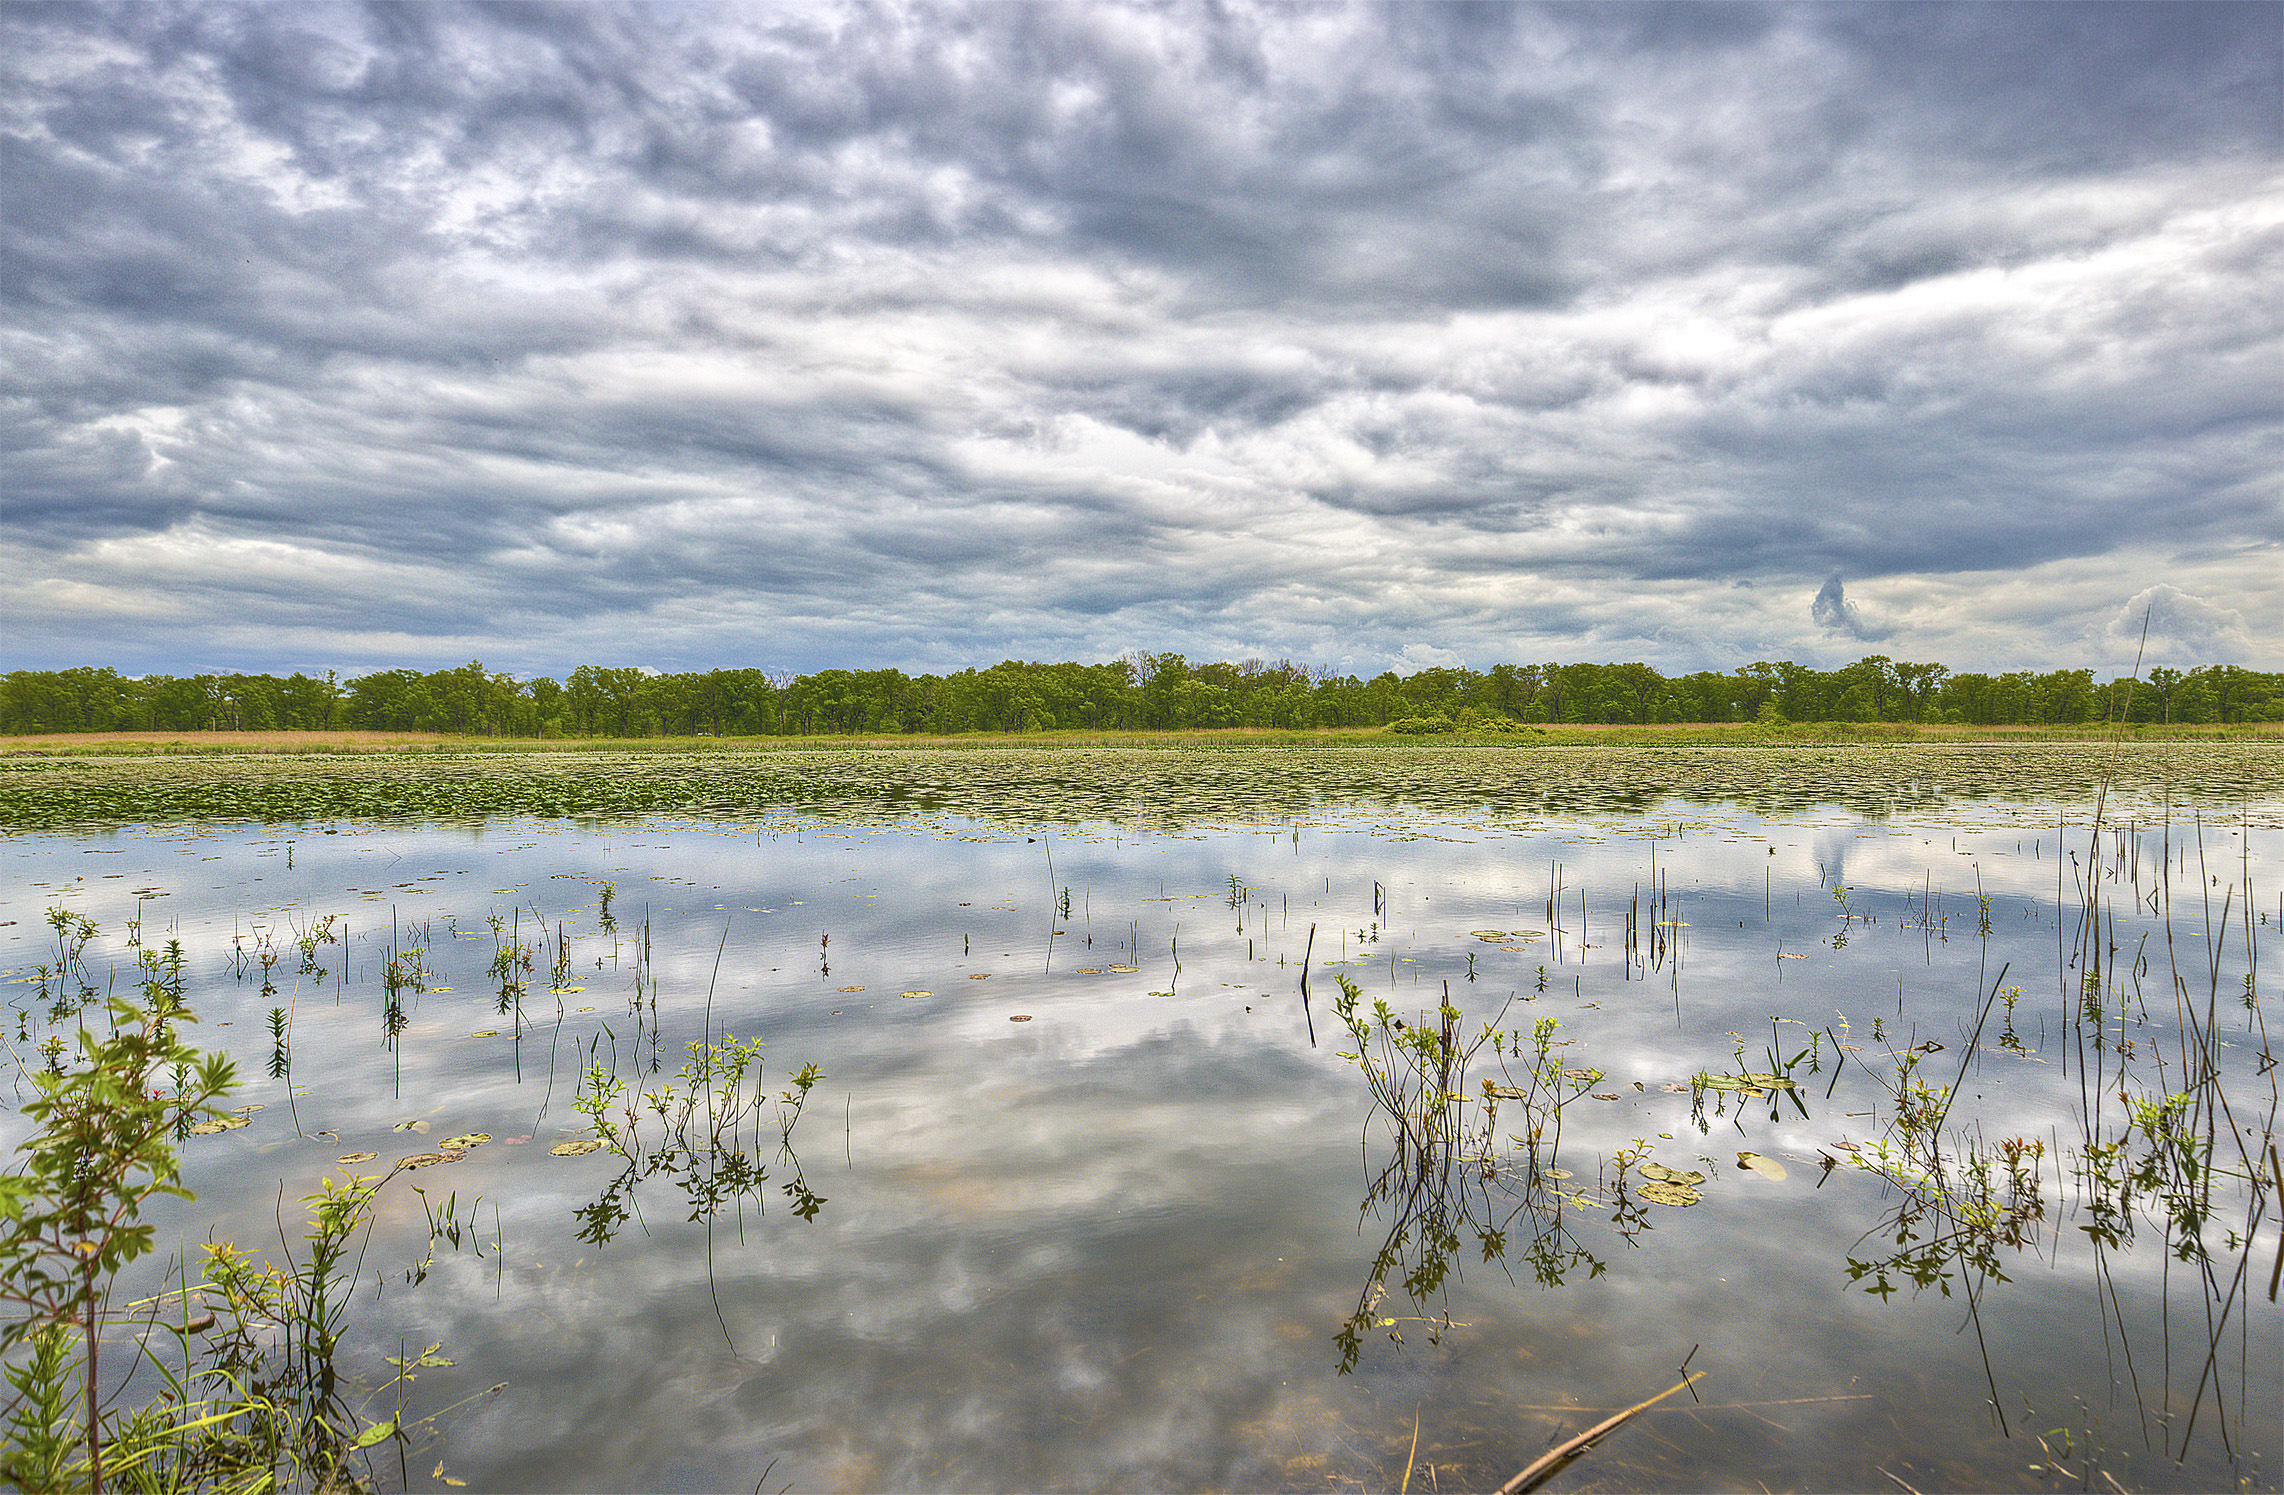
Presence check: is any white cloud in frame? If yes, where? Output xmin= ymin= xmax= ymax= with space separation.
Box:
xmin=2106 ymin=583 xmax=2254 ymax=665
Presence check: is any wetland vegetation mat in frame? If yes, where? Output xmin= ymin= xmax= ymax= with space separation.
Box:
xmin=3 ymin=745 xmax=2277 ymax=1490
xmin=4 ymin=741 xmax=2282 ymax=831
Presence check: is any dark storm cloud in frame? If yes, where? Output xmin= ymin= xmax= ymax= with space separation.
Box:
xmin=2 ymin=1 xmax=2277 ymax=677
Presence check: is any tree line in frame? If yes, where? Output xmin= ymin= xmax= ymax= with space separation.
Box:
xmin=3 ymin=655 xmax=2278 ymax=737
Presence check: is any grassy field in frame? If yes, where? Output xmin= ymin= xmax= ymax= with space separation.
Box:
xmin=3 ymin=720 xmax=2278 ymax=755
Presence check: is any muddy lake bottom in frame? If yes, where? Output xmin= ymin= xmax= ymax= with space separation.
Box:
xmin=3 ymin=747 xmax=2278 ymax=1492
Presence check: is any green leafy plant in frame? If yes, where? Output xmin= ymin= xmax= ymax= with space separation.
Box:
xmin=1 ymin=980 xmax=477 ymax=1493
xmin=0 ymin=980 xmax=236 ymax=1492
xmin=569 ymin=1031 xmax=825 ymax=1247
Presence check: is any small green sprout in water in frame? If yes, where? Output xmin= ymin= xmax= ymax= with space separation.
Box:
xmin=266 ymin=1006 xmax=290 ymax=1079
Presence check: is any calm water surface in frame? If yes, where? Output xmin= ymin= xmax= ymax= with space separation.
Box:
xmin=3 ymin=747 xmax=2277 ymax=1492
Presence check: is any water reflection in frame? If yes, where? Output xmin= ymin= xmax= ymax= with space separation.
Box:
xmin=567 ymin=1028 xmax=825 ymax=1248
xmin=3 ymin=762 xmax=2277 ymax=1490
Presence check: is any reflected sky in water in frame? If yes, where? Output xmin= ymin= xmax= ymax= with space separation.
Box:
xmin=3 ymin=771 xmax=2277 ymax=1491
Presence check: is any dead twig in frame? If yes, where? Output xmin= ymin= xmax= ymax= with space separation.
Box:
xmin=1497 ymin=1372 xmax=1705 ymax=1495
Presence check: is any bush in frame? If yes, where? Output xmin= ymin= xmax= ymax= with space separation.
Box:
xmin=1389 ymin=714 xmax=1456 ymax=735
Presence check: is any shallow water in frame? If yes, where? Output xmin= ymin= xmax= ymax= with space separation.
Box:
xmin=3 ymin=747 xmax=2278 ymax=1492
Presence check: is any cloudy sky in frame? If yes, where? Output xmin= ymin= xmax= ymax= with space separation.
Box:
xmin=5 ymin=1 xmax=2278 ymax=682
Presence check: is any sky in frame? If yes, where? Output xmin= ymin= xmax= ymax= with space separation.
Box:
xmin=4 ymin=1 xmax=2279 ymax=683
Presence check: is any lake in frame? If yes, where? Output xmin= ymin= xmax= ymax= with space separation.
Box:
xmin=3 ymin=744 xmax=2277 ymax=1491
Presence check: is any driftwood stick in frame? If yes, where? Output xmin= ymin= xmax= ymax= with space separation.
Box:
xmin=1497 ymin=1371 xmax=1705 ymax=1494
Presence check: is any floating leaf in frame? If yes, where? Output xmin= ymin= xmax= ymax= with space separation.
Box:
xmin=899 ymin=990 xmax=931 ymax=999
xmin=1074 ymin=968 xmax=1103 ymax=975
xmin=1107 ymin=964 xmax=1139 ymax=972
xmin=233 ymin=1104 xmax=265 ymax=1114
xmin=549 ymin=1140 xmax=604 ymax=1156
xmin=1638 ymin=1161 xmax=1707 ymax=1186
xmin=469 ymin=1030 xmax=499 ymax=1038
xmin=1009 ymin=1014 xmax=1032 ymax=1022
xmin=1483 ymin=1082 xmax=1528 ymax=1100
xmin=395 ymin=1153 xmax=446 ymax=1170
xmin=187 ymin=1116 xmax=249 ymax=1135
xmin=837 ymin=985 xmax=865 ymax=992
xmin=336 ymin=1152 xmax=378 ymax=1165
xmin=1636 ymin=1179 xmax=1702 ymax=1206
xmin=549 ymin=986 xmax=585 ymax=995
xmin=351 ymin=1419 xmax=397 ymax=1450
xmin=439 ymin=1133 xmax=491 ymax=1150
xmin=968 ymin=973 xmax=990 ymax=980
xmin=391 ymin=1119 xmax=429 ymax=1134
xmin=1697 ymin=1072 xmax=1797 ymax=1094
xmin=1737 ymin=1152 xmax=1788 ymax=1181
xmin=1543 ymin=1167 xmax=1572 ymax=1180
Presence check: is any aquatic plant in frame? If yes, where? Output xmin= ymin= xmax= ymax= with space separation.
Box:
xmin=0 ymin=983 xmax=474 ymax=1492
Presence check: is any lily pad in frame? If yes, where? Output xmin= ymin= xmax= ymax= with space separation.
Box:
xmin=1636 ymin=1179 xmax=1702 ymax=1206
xmin=233 ymin=1104 xmax=265 ymax=1114
xmin=549 ymin=1140 xmax=605 ymax=1156
xmin=1737 ymin=1151 xmax=1789 ymax=1181
xmin=395 ymin=1153 xmax=446 ymax=1169
xmin=439 ymin=1133 xmax=491 ymax=1150
xmin=1009 ymin=1014 xmax=1032 ymax=1022
xmin=1107 ymin=965 xmax=1139 ymax=973
xmin=1074 ymin=968 xmax=1103 ymax=975
xmin=391 ymin=1119 xmax=429 ymax=1134
xmin=899 ymin=990 xmax=931 ymax=999
xmin=337 ymin=1152 xmax=379 ymax=1165
xmin=1638 ymin=1161 xmax=1706 ymax=1186
xmin=470 ymin=1029 xmax=500 ymax=1038
xmin=187 ymin=1116 xmax=250 ymax=1135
